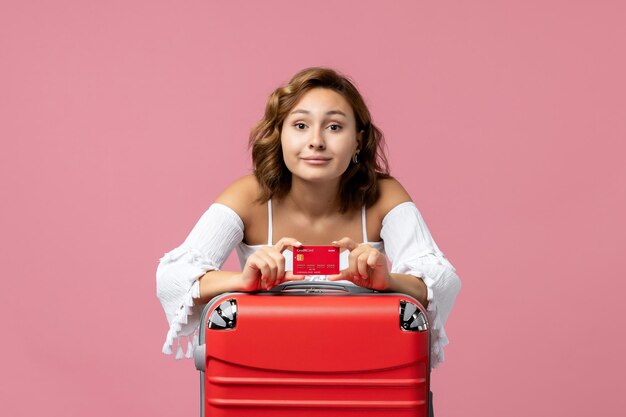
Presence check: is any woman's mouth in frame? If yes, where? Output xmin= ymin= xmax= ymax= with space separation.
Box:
xmin=301 ymin=157 xmax=331 ymax=165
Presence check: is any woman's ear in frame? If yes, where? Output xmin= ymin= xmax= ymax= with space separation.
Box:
xmin=356 ymin=130 xmax=364 ymax=151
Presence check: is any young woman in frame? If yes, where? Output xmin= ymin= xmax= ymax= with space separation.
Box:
xmin=156 ymin=67 xmax=461 ymax=368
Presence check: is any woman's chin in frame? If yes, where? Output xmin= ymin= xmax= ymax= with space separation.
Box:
xmin=291 ymin=171 xmax=342 ymax=184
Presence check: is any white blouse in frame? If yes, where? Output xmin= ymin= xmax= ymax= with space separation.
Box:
xmin=156 ymin=201 xmax=461 ymax=368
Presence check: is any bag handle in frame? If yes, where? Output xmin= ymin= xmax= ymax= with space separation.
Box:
xmin=269 ymin=281 xmax=375 ymax=294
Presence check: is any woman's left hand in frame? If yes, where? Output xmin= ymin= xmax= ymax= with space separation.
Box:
xmin=327 ymin=237 xmax=392 ymax=291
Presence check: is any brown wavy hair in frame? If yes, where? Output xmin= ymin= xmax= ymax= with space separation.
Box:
xmin=248 ymin=67 xmax=392 ymax=213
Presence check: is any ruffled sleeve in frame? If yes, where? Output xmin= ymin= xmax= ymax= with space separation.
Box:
xmin=380 ymin=201 xmax=461 ymax=369
xmin=156 ymin=203 xmax=244 ymax=359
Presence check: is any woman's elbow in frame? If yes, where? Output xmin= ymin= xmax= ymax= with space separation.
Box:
xmin=435 ymin=267 xmax=461 ymax=307
xmin=442 ymin=270 xmax=461 ymax=319
xmin=448 ymin=269 xmax=461 ymax=298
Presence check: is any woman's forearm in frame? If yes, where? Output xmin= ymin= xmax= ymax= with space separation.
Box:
xmin=387 ymin=273 xmax=429 ymax=309
xmin=195 ymin=271 xmax=245 ymax=305
xmin=195 ymin=271 xmax=430 ymax=309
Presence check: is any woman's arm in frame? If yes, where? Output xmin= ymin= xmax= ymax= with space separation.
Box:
xmin=195 ymin=236 xmax=305 ymax=304
xmin=372 ymin=179 xmax=438 ymax=308
xmin=365 ymin=178 xmax=461 ymax=368
xmin=381 ymin=200 xmax=461 ymax=369
xmin=189 ymin=175 xmax=255 ymax=306
xmin=156 ymin=176 xmax=259 ymax=357
xmin=388 ymin=273 xmax=429 ymax=308
xmin=156 ymin=203 xmax=245 ymax=357
xmin=327 ymin=238 xmax=429 ymax=308
xmin=195 ymin=271 xmax=245 ymax=304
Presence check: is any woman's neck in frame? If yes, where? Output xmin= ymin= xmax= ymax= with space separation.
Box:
xmin=282 ymin=176 xmax=342 ymax=219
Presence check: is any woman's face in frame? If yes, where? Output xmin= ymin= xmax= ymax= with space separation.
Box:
xmin=280 ymin=87 xmax=362 ymax=184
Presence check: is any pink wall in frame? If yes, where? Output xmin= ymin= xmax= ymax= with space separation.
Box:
xmin=1 ymin=1 xmax=624 ymax=415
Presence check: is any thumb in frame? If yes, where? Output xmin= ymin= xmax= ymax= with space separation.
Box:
xmin=331 ymin=237 xmax=358 ymax=252
xmin=326 ymin=270 xmax=351 ymax=282
xmin=284 ymin=271 xmax=306 ymax=281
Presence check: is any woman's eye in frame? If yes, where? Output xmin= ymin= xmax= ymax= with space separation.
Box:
xmin=328 ymin=124 xmax=342 ymax=131
xmin=294 ymin=123 xmax=307 ymax=130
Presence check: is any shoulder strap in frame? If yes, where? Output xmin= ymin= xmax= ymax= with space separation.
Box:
xmin=361 ymin=205 xmax=368 ymax=243
xmin=267 ymin=199 xmax=273 ymax=245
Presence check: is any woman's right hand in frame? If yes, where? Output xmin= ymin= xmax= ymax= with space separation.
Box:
xmin=238 ymin=237 xmax=305 ymax=291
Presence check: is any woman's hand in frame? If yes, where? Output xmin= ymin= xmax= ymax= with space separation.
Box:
xmin=327 ymin=237 xmax=392 ymax=291
xmin=238 ymin=237 xmax=305 ymax=291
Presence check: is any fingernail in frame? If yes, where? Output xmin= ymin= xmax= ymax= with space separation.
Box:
xmin=296 ymin=241 xmax=302 ymax=246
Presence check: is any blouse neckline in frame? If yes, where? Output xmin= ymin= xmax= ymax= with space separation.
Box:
xmin=239 ymin=240 xmax=384 ymax=249
xmin=214 ymin=200 xmax=415 ymax=249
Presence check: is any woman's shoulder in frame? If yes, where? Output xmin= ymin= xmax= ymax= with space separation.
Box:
xmin=214 ymin=174 xmax=263 ymax=225
xmin=371 ymin=177 xmax=413 ymax=222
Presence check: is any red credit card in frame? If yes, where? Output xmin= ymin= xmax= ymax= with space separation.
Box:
xmin=293 ymin=245 xmax=340 ymax=275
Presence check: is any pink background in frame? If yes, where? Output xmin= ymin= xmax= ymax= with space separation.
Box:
xmin=1 ymin=1 xmax=624 ymax=415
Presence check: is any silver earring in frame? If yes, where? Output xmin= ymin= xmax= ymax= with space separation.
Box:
xmin=352 ymin=151 xmax=360 ymax=163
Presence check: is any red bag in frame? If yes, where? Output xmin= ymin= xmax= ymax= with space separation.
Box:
xmin=194 ymin=282 xmax=433 ymax=416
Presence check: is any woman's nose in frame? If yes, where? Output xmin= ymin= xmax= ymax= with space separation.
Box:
xmin=308 ymin=128 xmax=326 ymax=149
